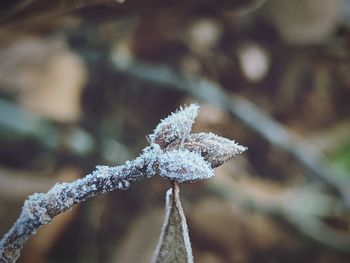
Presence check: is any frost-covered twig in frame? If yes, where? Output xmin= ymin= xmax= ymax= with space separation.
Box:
xmin=0 ymin=104 xmax=246 ymax=263
xmin=0 ymin=163 xmax=147 ymax=262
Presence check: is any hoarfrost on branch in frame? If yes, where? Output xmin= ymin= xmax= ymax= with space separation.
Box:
xmin=0 ymin=103 xmax=246 ymax=263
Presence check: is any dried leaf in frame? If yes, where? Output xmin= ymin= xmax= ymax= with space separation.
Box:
xmin=152 ymin=184 xmax=193 ymax=263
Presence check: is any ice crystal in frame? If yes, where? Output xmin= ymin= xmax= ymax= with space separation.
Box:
xmin=149 ymin=104 xmax=200 ymax=148
xmin=157 ymin=149 xmax=214 ymax=183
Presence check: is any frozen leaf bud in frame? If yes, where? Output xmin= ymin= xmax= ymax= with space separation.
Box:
xmin=168 ymin=132 xmax=247 ymax=168
xmin=157 ymin=149 xmax=214 ymax=183
xmin=149 ymin=104 xmax=200 ymax=149
xmin=146 ymin=104 xmax=247 ymax=182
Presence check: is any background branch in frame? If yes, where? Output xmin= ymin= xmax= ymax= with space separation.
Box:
xmin=208 ymin=180 xmax=350 ymax=254
xmin=0 ymin=0 xmax=263 ymax=24
xmin=112 ymin=59 xmax=350 ymax=206
xmin=0 ymin=99 xmax=95 ymax=157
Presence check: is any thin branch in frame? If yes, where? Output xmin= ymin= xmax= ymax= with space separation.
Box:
xmin=0 ymin=162 xmax=147 ymax=262
xmin=0 ymin=104 xmax=245 ymax=263
xmin=0 ymin=99 xmax=95 ymax=157
xmin=0 ymin=0 xmax=260 ymax=24
xmin=112 ymin=59 xmax=350 ymax=206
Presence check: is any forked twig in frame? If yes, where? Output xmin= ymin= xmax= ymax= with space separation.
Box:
xmin=0 ymin=104 xmax=246 ymax=263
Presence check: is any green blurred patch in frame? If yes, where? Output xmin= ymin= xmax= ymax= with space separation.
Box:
xmin=329 ymin=140 xmax=350 ymax=173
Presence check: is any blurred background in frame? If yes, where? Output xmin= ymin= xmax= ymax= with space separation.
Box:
xmin=0 ymin=0 xmax=350 ymax=262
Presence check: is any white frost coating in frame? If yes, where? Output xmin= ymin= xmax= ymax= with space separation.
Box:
xmin=95 ymin=165 xmax=110 ymax=177
xmin=140 ymin=145 xmax=162 ymax=177
xmin=185 ymin=132 xmax=247 ymax=167
xmin=190 ymin=132 xmax=247 ymax=154
xmin=117 ymin=179 xmax=130 ymax=190
xmin=23 ymin=193 xmax=52 ymax=225
xmin=157 ymin=149 xmax=214 ymax=183
xmin=149 ymin=104 xmax=200 ymax=146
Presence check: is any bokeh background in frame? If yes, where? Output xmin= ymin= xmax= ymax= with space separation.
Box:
xmin=1 ymin=0 xmax=350 ymax=262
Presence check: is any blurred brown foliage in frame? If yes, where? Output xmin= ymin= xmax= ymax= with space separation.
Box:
xmin=0 ymin=0 xmax=350 ymax=262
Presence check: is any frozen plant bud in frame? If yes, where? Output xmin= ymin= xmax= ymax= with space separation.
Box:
xmin=181 ymin=132 xmax=247 ymax=168
xmin=149 ymin=104 xmax=200 ymax=149
xmin=157 ymin=149 xmax=214 ymax=183
xmin=146 ymin=104 xmax=247 ymax=183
